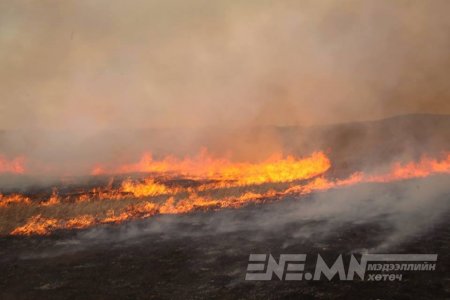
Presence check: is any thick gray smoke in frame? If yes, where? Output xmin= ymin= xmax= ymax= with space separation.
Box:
xmin=0 ymin=0 xmax=450 ymax=176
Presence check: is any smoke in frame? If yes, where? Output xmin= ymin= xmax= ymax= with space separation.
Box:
xmin=16 ymin=174 xmax=449 ymax=259
xmin=1 ymin=0 xmax=450 ymax=170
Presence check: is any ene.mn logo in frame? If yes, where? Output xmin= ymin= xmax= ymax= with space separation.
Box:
xmin=245 ymin=254 xmax=437 ymax=281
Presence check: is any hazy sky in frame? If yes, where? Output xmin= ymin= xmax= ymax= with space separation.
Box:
xmin=1 ymin=0 xmax=449 ymax=132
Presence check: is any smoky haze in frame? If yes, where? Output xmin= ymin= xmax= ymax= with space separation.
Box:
xmin=0 ymin=0 xmax=450 ymax=175
xmin=18 ymin=175 xmax=450 ymax=258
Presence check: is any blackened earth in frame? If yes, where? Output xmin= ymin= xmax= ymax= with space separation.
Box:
xmin=1 ymin=178 xmax=449 ymax=300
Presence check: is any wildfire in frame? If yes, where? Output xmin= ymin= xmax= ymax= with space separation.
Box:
xmin=93 ymin=150 xmax=331 ymax=184
xmin=0 ymin=194 xmax=31 ymax=207
xmin=368 ymin=153 xmax=450 ymax=182
xmin=120 ymin=178 xmax=176 ymax=198
xmin=40 ymin=190 xmax=61 ymax=206
xmin=65 ymin=215 xmax=96 ymax=229
xmin=3 ymin=151 xmax=450 ymax=236
xmin=10 ymin=215 xmax=59 ymax=236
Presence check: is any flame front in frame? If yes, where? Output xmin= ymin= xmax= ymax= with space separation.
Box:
xmin=2 ymin=151 xmax=450 ymax=236
xmin=93 ymin=150 xmax=330 ymax=183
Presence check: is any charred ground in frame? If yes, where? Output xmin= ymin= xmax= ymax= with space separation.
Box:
xmin=1 ymin=178 xmax=449 ymax=300
xmin=0 ymin=114 xmax=449 ymax=299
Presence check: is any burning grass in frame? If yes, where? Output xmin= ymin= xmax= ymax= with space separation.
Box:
xmin=1 ymin=151 xmax=449 ymax=236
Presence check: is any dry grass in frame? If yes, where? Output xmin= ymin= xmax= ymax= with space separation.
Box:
xmin=0 ymin=181 xmax=296 ymax=235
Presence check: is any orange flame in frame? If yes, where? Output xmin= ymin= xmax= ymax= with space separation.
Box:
xmin=120 ymin=178 xmax=175 ymax=198
xmin=10 ymin=215 xmax=59 ymax=235
xmin=65 ymin=215 xmax=96 ymax=229
xmin=117 ymin=151 xmax=331 ymax=197
xmin=368 ymin=153 xmax=450 ymax=182
xmin=5 ymin=151 xmax=450 ymax=236
xmin=93 ymin=150 xmax=331 ymax=183
xmin=40 ymin=190 xmax=61 ymax=206
xmin=0 ymin=194 xmax=31 ymax=207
